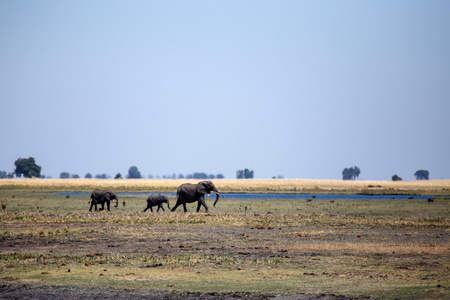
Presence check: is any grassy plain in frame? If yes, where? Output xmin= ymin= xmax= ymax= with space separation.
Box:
xmin=1 ymin=179 xmax=449 ymax=299
xmin=1 ymin=178 xmax=450 ymax=194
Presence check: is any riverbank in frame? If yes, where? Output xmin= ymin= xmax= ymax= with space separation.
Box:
xmin=1 ymin=178 xmax=449 ymax=195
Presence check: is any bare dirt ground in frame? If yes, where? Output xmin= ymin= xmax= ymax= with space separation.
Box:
xmin=1 ymin=213 xmax=448 ymax=299
xmin=0 ymin=282 xmax=366 ymax=300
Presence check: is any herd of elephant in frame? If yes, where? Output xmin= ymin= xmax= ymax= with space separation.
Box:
xmin=88 ymin=181 xmax=220 ymax=213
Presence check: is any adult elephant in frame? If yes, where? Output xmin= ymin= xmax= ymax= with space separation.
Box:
xmin=143 ymin=194 xmax=171 ymax=212
xmin=89 ymin=189 xmax=119 ymax=211
xmin=171 ymin=181 xmax=220 ymax=213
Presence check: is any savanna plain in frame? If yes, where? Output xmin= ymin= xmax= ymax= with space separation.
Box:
xmin=1 ymin=179 xmax=449 ymax=299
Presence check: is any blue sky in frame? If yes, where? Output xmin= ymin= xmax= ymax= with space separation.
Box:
xmin=1 ymin=1 xmax=449 ymax=180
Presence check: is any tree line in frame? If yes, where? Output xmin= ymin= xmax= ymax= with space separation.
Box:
xmin=341 ymin=166 xmax=431 ymax=181
xmin=0 ymin=157 xmax=433 ymax=181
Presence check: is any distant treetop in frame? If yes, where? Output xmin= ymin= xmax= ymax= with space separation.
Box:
xmin=392 ymin=174 xmax=402 ymax=181
xmin=342 ymin=166 xmax=360 ymax=180
xmin=128 ymin=166 xmax=142 ymax=179
xmin=14 ymin=157 xmax=41 ymax=178
xmin=236 ymin=169 xmax=254 ymax=179
xmin=414 ymin=170 xmax=429 ymax=180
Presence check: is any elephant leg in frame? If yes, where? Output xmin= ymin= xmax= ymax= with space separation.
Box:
xmin=143 ymin=205 xmax=150 ymax=212
xmin=158 ymin=205 xmax=165 ymax=212
xmin=183 ymin=203 xmax=188 ymax=212
xmin=171 ymin=202 xmax=181 ymax=212
xmin=106 ymin=201 xmax=110 ymax=211
xmin=198 ymin=196 xmax=209 ymax=213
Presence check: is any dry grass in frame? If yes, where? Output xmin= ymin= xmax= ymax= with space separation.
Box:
xmin=285 ymin=241 xmax=449 ymax=255
xmin=1 ymin=178 xmax=450 ymax=194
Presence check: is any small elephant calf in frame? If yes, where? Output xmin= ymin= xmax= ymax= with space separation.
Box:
xmin=143 ymin=194 xmax=171 ymax=212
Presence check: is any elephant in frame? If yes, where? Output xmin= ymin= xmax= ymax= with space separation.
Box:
xmin=171 ymin=181 xmax=220 ymax=213
xmin=143 ymin=194 xmax=171 ymax=212
xmin=88 ymin=189 xmax=119 ymax=211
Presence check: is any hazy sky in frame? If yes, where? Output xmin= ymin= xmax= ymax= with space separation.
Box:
xmin=1 ymin=1 xmax=449 ymax=180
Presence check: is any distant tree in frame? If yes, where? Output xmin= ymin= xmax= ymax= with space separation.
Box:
xmin=72 ymin=174 xmax=80 ymax=179
xmin=193 ymin=172 xmax=208 ymax=179
xmin=148 ymin=174 xmax=154 ymax=179
xmin=178 ymin=174 xmax=184 ymax=179
xmin=342 ymin=166 xmax=360 ymax=180
xmin=96 ymin=174 xmax=110 ymax=179
xmin=353 ymin=166 xmax=360 ymax=179
xmin=85 ymin=173 xmax=93 ymax=179
xmin=60 ymin=172 xmax=70 ymax=179
xmin=208 ymin=174 xmax=215 ymax=179
xmin=216 ymin=174 xmax=224 ymax=179
xmin=237 ymin=169 xmax=254 ymax=179
xmin=128 ymin=166 xmax=142 ymax=179
xmin=342 ymin=168 xmax=352 ymax=180
xmin=0 ymin=171 xmax=7 ymax=178
xmin=392 ymin=174 xmax=402 ymax=181
xmin=114 ymin=173 xmax=122 ymax=179
xmin=414 ymin=170 xmax=429 ymax=180
xmin=14 ymin=157 xmax=42 ymax=178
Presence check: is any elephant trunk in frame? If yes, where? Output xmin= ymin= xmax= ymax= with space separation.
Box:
xmin=213 ymin=191 xmax=220 ymax=207
xmin=114 ymin=197 xmax=119 ymax=208
xmin=166 ymin=201 xmax=171 ymax=210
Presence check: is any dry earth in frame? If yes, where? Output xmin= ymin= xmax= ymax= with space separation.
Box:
xmin=1 ymin=212 xmax=448 ymax=299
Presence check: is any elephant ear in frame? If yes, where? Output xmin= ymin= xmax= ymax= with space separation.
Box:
xmin=196 ymin=182 xmax=209 ymax=195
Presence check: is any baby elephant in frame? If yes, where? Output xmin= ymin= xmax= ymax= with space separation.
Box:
xmin=143 ymin=194 xmax=171 ymax=212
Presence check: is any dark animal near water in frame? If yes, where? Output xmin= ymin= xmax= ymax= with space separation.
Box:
xmin=88 ymin=189 xmax=119 ymax=211
xmin=171 ymin=181 xmax=220 ymax=213
xmin=143 ymin=194 xmax=171 ymax=212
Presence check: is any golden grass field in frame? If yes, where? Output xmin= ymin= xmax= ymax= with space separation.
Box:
xmin=1 ymin=178 xmax=450 ymax=194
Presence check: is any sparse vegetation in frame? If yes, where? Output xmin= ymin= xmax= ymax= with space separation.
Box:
xmin=0 ymin=179 xmax=449 ymax=299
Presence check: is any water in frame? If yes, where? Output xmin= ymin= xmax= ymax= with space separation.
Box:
xmin=51 ymin=191 xmax=434 ymax=200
